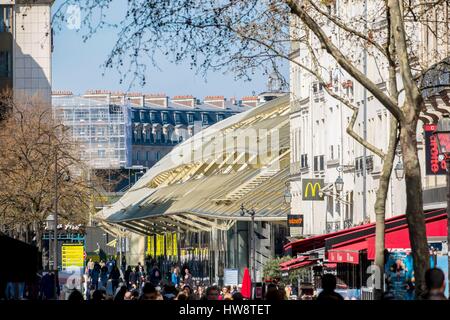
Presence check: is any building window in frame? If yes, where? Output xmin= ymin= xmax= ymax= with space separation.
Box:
xmin=174 ymin=113 xmax=181 ymax=125
xmin=150 ymin=112 xmax=157 ymax=123
xmin=0 ymin=6 xmax=12 ymax=33
xmin=217 ymin=114 xmax=224 ymax=122
xmin=312 ymin=82 xmax=324 ymax=93
xmin=162 ymin=112 xmax=169 ymax=124
xmin=202 ymin=114 xmax=209 ymax=125
xmin=0 ymin=51 xmax=11 ymax=78
xmin=301 ymin=154 xmax=308 ymax=168
xmin=156 ymin=152 xmax=161 ymax=161
xmin=98 ymin=150 xmax=106 ymax=158
xmin=188 ymin=113 xmax=194 ymax=125
xmin=314 ymin=155 xmax=324 ymax=171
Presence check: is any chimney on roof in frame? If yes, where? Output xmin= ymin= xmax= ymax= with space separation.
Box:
xmin=241 ymin=96 xmax=258 ymax=108
xmin=52 ymin=90 xmax=73 ymax=97
xmin=172 ymin=95 xmax=196 ymax=108
xmin=84 ymin=90 xmax=112 ymax=104
xmin=204 ymin=95 xmax=226 ymax=109
xmin=126 ymin=92 xmax=144 ymax=106
xmin=110 ymin=91 xmax=127 ymax=105
xmin=144 ymin=93 xmax=168 ymax=108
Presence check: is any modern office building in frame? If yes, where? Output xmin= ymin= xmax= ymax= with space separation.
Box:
xmin=0 ymin=0 xmax=53 ymax=101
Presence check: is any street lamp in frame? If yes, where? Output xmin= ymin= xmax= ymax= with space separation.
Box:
xmin=433 ymin=114 xmax=450 ymax=293
xmin=284 ymin=182 xmax=292 ymax=204
xmin=335 ymin=176 xmax=344 ymax=193
xmin=394 ymin=160 xmax=404 ymax=181
xmin=240 ymin=204 xmax=256 ymax=298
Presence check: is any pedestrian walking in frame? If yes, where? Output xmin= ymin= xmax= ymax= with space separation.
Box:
xmin=109 ymin=265 xmax=121 ymax=294
xmin=183 ymin=268 xmax=193 ymax=288
xmin=91 ymin=262 xmax=101 ymax=290
xmin=99 ymin=265 xmax=108 ymax=289
xmin=171 ymin=266 xmax=180 ymax=287
xmin=86 ymin=259 xmax=94 ymax=277
xmin=422 ymin=268 xmax=447 ymax=300
xmin=124 ymin=266 xmax=132 ymax=289
xmin=149 ymin=264 xmax=162 ymax=286
xmin=316 ymin=274 xmax=344 ymax=301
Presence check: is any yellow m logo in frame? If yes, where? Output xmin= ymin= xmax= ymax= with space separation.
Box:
xmin=304 ymin=182 xmax=321 ymax=197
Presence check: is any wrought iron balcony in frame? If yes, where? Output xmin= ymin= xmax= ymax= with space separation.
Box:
xmin=344 ymin=219 xmax=353 ymax=229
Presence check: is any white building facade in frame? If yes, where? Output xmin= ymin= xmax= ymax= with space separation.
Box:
xmin=0 ymin=0 xmax=52 ymax=101
xmin=287 ymin=0 xmax=450 ymax=236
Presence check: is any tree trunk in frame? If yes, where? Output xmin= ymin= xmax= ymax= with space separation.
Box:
xmin=373 ymin=116 xmax=399 ymax=300
xmin=400 ymin=121 xmax=429 ymax=298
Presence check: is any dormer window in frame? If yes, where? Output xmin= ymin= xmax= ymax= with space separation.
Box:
xmin=202 ymin=114 xmax=209 ymax=125
xmin=175 ymin=112 xmax=182 ymax=125
xmin=187 ymin=113 xmax=194 ymax=125
xmin=162 ymin=112 xmax=169 ymax=124
xmin=150 ymin=112 xmax=157 ymax=123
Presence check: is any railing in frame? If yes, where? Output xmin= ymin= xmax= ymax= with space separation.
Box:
xmin=344 ymin=219 xmax=353 ymax=229
xmin=326 ymin=221 xmax=341 ymax=233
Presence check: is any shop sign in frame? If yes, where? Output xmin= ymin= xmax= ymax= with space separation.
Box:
xmin=328 ymin=250 xmax=359 ymax=264
xmin=302 ymin=179 xmax=324 ymax=200
xmin=424 ymin=124 xmax=447 ymax=175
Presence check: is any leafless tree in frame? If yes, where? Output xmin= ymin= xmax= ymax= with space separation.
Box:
xmin=0 ymin=96 xmax=103 ymax=264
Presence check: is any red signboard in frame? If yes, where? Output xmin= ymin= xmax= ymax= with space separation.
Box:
xmin=424 ymin=124 xmax=447 ymax=175
xmin=327 ymin=250 xmax=360 ymax=264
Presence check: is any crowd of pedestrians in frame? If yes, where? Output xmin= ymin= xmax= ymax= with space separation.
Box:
xmin=75 ymin=258 xmax=246 ymax=301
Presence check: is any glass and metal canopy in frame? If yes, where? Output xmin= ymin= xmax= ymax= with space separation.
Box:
xmin=96 ymin=95 xmax=291 ymax=235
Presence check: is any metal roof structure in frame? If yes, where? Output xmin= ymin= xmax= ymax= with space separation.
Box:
xmin=96 ymin=95 xmax=291 ymax=236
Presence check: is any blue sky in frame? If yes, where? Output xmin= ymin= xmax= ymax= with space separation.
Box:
xmin=51 ymin=1 xmax=270 ymax=99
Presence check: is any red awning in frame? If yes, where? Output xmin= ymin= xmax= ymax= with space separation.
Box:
xmin=281 ymin=260 xmax=315 ymax=271
xmin=279 ymin=256 xmax=306 ymax=268
xmin=367 ymin=217 xmax=447 ymax=260
xmin=327 ymin=241 xmax=368 ymax=264
xmin=283 ymin=222 xmax=374 ymax=254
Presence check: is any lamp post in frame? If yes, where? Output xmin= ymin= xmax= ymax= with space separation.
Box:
xmin=240 ymin=204 xmax=256 ymax=298
xmin=433 ymin=114 xmax=450 ymax=292
xmin=335 ymin=167 xmax=344 ymax=230
xmin=284 ymin=186 xmax=292 ymax=205
xmin=394 ymin=160 xmax=405 ymax=181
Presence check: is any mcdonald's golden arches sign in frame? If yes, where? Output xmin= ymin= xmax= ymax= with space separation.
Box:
xmin=302 ymin=179 xmax=324 ymax=201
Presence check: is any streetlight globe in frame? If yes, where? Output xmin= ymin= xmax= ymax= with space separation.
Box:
xmin=284 ymin=189 xmax=292 ymax=204
xmin=394 ymin=160 xmax=405 ymax=181
xmin=335 ymin=176 xmax=344 ymax=193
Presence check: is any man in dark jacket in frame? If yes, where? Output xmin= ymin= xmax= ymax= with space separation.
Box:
xmin=316 ymin=274 xmax=344 ymax=301
xmin=149 ymin=265 xmax=162 ymax=286
xmin=422 ymin=268 xmax=447 ymax=300
xmin=109 ymin=266 xmax=121 ymax=294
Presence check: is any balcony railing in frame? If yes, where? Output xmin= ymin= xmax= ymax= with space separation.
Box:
xmin=344 ymin=219 xmax=353 ymax=229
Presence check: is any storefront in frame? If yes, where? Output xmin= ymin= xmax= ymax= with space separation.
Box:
xmin=283 ymin=208 xmax=448 ymax=299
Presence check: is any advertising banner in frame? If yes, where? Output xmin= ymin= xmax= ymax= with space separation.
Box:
xmin=61 ymin=243 xmax=84 ymax=270
xmin=424 ymin=124 xmax=447 ymax=175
